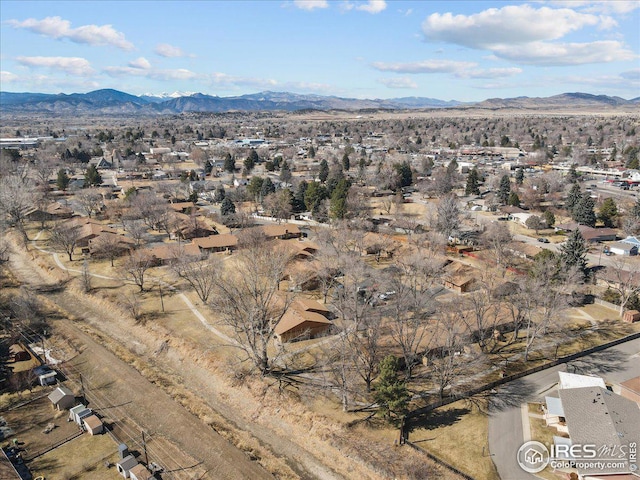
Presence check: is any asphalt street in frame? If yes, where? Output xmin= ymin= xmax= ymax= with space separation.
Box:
xmin=488 ymin=336 xmax=640 ymax=480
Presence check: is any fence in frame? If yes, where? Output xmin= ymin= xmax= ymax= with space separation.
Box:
xmin=406 ymin=330 xmax=640 ymax=421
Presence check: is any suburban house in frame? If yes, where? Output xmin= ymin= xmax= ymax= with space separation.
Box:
xmin=88 ymin=231 xmax=135 ymax=256
xmin=169 ymin=201 xmax=198 ymax=215
xmin=47 ymin=386 xmax=75 ymax=410
xmin=25 ymin=202 xmax=74 ymax=222
xmin=191 ymin=234 xmax=238 ymax=253
xmin=88 ymin=157 xmax=112 ymax=169
xmin=443 ymin=263 xmax=476 ymax=293
xmin=275 ymin=299 xmax=333 ymax=342
xmin=558 ymin=387 xmax=640 ymax=478
xmin=262 ymin=223 xmax=302 ymax=240
xmin=608 ymin=240 xmax=638 ymax=256
xmin=140 ymin=244 xmax=184 ymax=266
xmin=578 ymin=226 xmax=617 ymax=243
xmin=542 ymin=373 xmax=640 ymax=480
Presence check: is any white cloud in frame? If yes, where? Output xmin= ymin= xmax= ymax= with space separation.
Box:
xmin=462 ymin=67 xmax=523 ymax=79
xmin=492 ymin=40 xmax=636 ymax=65
xmin=104 ymin=65 xmax=199 ymax=81
xmin=128 ymin=57 xmax=151 ymax=69
xmin=8 ymin=16 xmax=133 ymax=50
xmin=422 ymin=5 xmax=600 ymax=48
xmin=155 ymin=43 xmax=191 ymax=58
xmin=378 ymin=77 xmax=418 ymax=89
xmin=293 ymin=0 xmax=329 ymax=11
xmin=1 ymin=71 xmax=19 ymax=82
xmin=356 ymin=1 xmax=386 ymax=14
xmin=620 ymin=68 xmax=640 ymax=81
xmin=372 ymin=59 xmax=523 ymax=80
xmin=16 ymin=56 xmax=94 ymax=76
xmin=372 ymin=59 xmax=477 ymax=74
xmin=550 ymin=1 xmax=640 ymax=15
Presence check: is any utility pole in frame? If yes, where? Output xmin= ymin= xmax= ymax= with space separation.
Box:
xmin=142 ymin=430 xmax=148 ymax=464
xmin=158 ymin=283 xmax=165 ymax=313
xmin=80 ymin=373 xmax=86 ymax=402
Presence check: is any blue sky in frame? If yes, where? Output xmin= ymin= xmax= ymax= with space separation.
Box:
xmin=1 ymin=1 xmax=639 ymax=101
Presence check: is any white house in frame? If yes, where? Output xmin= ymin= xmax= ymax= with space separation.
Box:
xmin=608 ymin=241 xmax=638 ymax=256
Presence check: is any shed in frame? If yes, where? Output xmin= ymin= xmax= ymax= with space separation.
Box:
xmin=116 ymin=454 xmax=139 ymax=478
xmin=623 ymin=310 xmax=640 ymax=323
xmin=619 ymin=376 xmax=640 ymax=404
xmin=39 ymin=371 xmax=58 ymax=386
xmin=83 ymin=414 xmax=104 ymax=435
xmin=129 ymin=463 xmax=154 ymax=480
xmin=608 ymin=241 xmax=638 ymax=256
xmin=69 ymin=404 xmax=92 ymax=425
xmin=48 ymin=386 xmax=75 ymax=410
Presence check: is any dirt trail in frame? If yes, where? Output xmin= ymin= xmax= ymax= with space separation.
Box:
xmin=7 ymin=237 xmax=357 ymax=480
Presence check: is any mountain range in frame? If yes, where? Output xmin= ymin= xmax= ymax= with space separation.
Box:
xmin=1 ymin=89 xmax=638 ymax=115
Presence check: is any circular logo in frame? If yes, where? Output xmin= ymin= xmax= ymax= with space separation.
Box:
xmin=517 ymin=441 xmax=550 ymax=473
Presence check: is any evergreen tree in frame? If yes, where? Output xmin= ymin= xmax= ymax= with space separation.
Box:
xmin=342 ymin=153 xmax=350 ymax=171
xmin=56 ymin=168 xmax=70 ymax=191
xmin=497 ymin=175 xmax=511 ymax=204
xmin=565 ymin=183 xmax=582 ymax=212
xmin=465 ymin=167 xmax=480 ymax=195
xmin=308 ymin=145 xmax=316 ymax=158
xmin=329 ymin=178 xmax=350 ymax=220
xmin=318 ymin=159 xmax=329 ymax=183
xmin=244 ymin=150 xmax=258 ymax=172
xmin=213 ymin=184 xmax=226 ymax=203
xmin=393 ymin=161 xmax=413 ymax=188
xmin=373 ymin=355 xmax=409 ymax=425
xmin=567 ymin=164 xmax=578 ymax=183
xmin=220 ymin=197 xmax=236 ymax=216
xmin=279 ymin=160 xmax=292 ymax=184
xmin=292 ymin=181 xmax=308 ymax=213
xmin=543 ymin=210 xmax=555 ymax=228
xmin=508 ymin=192 xmax=521 ymax=207
xmin=84 ymin=165 xmax=102 ymax=187
xmin=573 ymin=193 xmax=596 ymax=227
xmin=515 ymin=167 xmax=524 ymax=185
xmin=260 ymin=177 xmax=276 ymax=199
xmin=304 ymin=182 xmax=328 ymax=214
xmin=224 ymin=153 xmax=235 ymax=173
xmin=247 ymin=176 xmax=264 ymax=201
xmin=598 ymin=197 xmax=618 ymax=228
xmin=559 ymin=229 xmax=588 ymax=277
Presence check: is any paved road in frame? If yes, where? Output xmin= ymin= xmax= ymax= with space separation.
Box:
xmin=488 ymin=337 xmax=640 ymax=480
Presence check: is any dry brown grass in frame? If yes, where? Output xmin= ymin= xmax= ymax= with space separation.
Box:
xmin=408 ymin=398 xmax=499 ymax=480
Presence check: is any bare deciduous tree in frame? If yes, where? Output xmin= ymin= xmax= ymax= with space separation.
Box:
xmin=172 ymin=255 xmax=219 ymax=303
xmin=49 ymin=223 xmax=81 ymax=261
xmin=77 ymin=191 xmax=104 ymax=218
xmin=122 ymin=251 xmax=154 ymax=292
xmin=91 ymin=233 xmax=128 ymax=266
xmin=209 ymin=232 xmax=294 ymax=374
xmin=0 ymin=175 xmax=41 ymax=240
xmin=600 ymin=256 xmax=640 ymax=315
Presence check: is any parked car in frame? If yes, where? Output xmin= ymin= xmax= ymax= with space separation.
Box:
xmin=537 ymin=237 xmax=550 ymax=243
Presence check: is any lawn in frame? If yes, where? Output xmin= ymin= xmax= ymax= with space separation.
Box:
xmin=408 ymin=398 xmax=499 ymax=480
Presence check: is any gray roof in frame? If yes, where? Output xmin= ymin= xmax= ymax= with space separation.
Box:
xmin=545 ymin=396 xmax=565 ymax=417
xmin=559 ymin=386 xmax=640 ymax=476
xmin=117 ymin=454 xmax=138 ymax=471
xmin=47 ymin=386 xmax=73 ymax=404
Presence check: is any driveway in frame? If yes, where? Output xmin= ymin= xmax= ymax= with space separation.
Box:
xmin=488 ymin=337 xmax=640 ymax=480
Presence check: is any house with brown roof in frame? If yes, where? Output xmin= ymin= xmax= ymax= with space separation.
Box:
xmin=443 ymin=262 xmax=477 ymax=293
xmin=262 ymin=223 xmax=302 ymax=240
xmin=275 ymin=299 xmax=333 ymax=342
xmin=191 ymin=234 xmax=238 ymax=253
xmin=25 ymin=202 xmax=74 ymax=222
